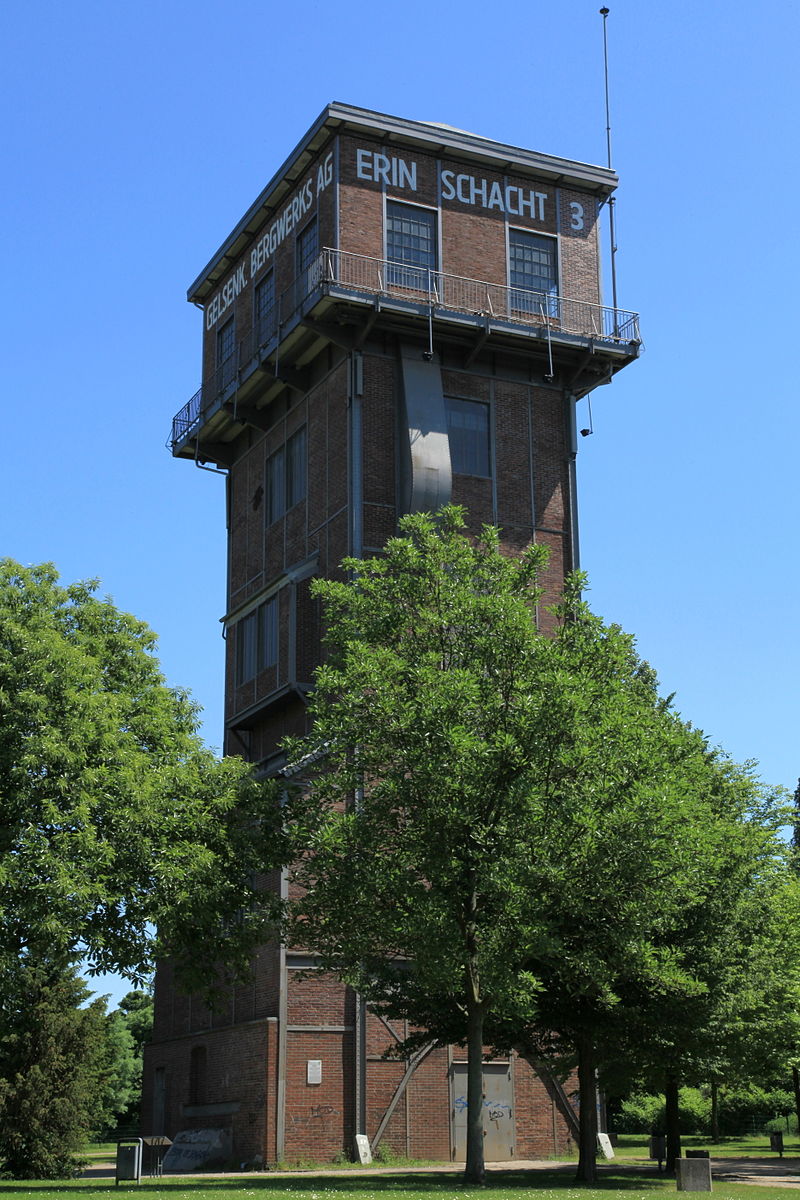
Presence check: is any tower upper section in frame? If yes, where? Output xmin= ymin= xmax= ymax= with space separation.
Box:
xmin=170 ymin=103 xmax=640 ymax=466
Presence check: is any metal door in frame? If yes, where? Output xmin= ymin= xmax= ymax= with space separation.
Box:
xmin=451 ymin=1062 xmax=514 ymax=1161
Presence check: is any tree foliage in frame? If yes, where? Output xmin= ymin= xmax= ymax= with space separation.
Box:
xmin=0 ymin=560 xmax=291 ymax=1177
xmin=0 ymin=559 xmax=283 ymax=986
xmin=588 ymin=771 xmax=796 ymax=1166
xmin=283 ymin=509 xmax=775 ymax=1182
xmin=0 ymin=958 xmax=110 ymax=1178
xmin=117 ymin=990 xmax=154 ymax=1057
xmin=108 ymin=990 xmax=154 ymax=1130
xmin=286 ymin=510 xmax=553 ymax=1182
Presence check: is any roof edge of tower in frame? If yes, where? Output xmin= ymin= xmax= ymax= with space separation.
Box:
xmin=187 ymin=102 xmax=618 ymax=305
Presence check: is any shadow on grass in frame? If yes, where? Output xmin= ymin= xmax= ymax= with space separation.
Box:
xmin=0 ymin=1167 xmax=669 ymax=1194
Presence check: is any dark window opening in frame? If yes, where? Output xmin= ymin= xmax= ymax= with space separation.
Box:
xmin=216 ymin=318 xmax=236 ymax=388
xmin=296 ymin=220 xmax=319 ymax=296
xmin=286 ymin=426 xmax=307 ymax=509
xmin=254 ymin=272 xmax=276 ymax=346
xmin=445 ymin=397 xmax=490 ymax=477
xmin=266 ymin=426 xmax=306 ymax=523
xmin=266 ymin=447 xmax=285 ymax=525
xmin=235 ymin=596 xmax=279 ymax=686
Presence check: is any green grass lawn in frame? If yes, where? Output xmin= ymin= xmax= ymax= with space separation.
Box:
xmin=8 ymin=1136 xmax=794 ymax=1200
xmin=0 ymin=1168 xmax=796 ymax=1200
xmin=78 ymin=1134 xmax=797 ymax=1167
xmin=610 ymin=1132 xmax=800 ymax=1159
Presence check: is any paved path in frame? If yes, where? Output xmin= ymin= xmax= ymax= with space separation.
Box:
xmin=708 ymin=1155 xmax=800 ymax=1189
xmin=606 ymin=1155 xmax=800 ymax=1190
xmin=83 ymin=1154 xmax=800 ymax=1188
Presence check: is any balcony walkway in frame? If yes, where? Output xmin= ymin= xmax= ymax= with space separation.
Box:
xmin=171 ymin=248 xmax=641 ymax=456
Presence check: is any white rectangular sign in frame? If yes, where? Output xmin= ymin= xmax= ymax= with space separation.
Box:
xmin=354 ymin=1134 xmax=372 ymax=1164
xmin=597 ymin=1132 xmax=615 ymax=1159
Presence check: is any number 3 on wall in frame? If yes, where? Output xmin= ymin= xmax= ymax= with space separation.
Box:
xmin=569 ymin=202 xmax=585 ymax=231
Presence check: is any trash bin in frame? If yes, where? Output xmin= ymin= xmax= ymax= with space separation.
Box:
xmin=648 ymin=1134 xmax=666 ymax=1163
xmin=115 ymin=1138 xmax=142 ymax=1185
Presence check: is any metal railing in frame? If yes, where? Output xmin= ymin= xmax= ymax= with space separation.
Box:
xmin=171 ymin=385 xmax=203 ymax=446
xmin=320 ymin=248 xmax=641 ymax=343
xmin=170 ymin=248 xmax=640 ymax=450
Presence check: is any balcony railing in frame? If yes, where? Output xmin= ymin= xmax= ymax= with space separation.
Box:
xmin=320 ymin=248 xmax=641 ymax=344
xmin=171 ymin=248 xmax=640 ymax=451
xmin=172 ymin=385 xmax=203 ymax=447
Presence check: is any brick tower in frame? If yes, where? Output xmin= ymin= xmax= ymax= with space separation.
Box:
xmin=143 ymin=103 xmax=641 ymax=1166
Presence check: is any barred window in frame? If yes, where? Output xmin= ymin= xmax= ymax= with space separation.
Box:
xmin=386 ymin=201 xmax=437 ymax=289
xmin=509 ymin=230 xmax=558 ymax=317
xmin=445 ymin=397 xmax=490 ymax=477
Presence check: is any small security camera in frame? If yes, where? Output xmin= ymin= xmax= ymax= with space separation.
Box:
xmin=580 ymin=428 xmax=593 ymax=437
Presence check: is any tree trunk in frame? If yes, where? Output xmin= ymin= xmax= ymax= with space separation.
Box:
xmin=464 ymin=997 xmax=486 ymax=1185
xmin=710 ymin=1079 xmax=720 ymax=1143
xmin=463 ymin=874 xmax=485 ymax=1187
xmin=574 ymin=1031 xmax=598 ymax=1184
xmin=792 ymin=1066 xmax=800 ymax=1140
xmin=664 ymin=1073 xmax=681 ymax=1175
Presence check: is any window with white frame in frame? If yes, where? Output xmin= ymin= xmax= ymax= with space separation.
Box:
xmin=386 ymin=201 xmax=437 ymax=291
xmin=235 ymin=595 xmax=278 ymax=686
xmin=445 ymin=397 xmax=490 ymax=477
xmin=508 ymin=230 xmax=558 ymax=317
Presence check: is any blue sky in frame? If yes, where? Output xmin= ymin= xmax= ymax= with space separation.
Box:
xmin=4 ymin=1 xmax=798 ymax=1004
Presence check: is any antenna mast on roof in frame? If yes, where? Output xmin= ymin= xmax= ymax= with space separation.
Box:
xmin=599 ymin=7 xmax=619 ymax=319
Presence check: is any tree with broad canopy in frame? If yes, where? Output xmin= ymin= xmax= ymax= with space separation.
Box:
xmin=0 ymin=560 xmax=287 ymax=1176
xmin=282 ymin=509 xmax=775 ymax=1184
xmin=0 ymin=559 xmax=286 ymax=986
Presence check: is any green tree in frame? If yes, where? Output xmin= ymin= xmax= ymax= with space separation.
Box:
xmin=96 ymin=1007 xmax=140 ymax=1133
xmin=0 ymin=560 xmax=288 ymax=1176
xmin=0 ymin=957 xmax=109 ymax=1178
xmin=286 ymin=511 xmax=552 ymax=1183
xmin=117 ymin=990 xmax=154 ymax=1056
xmin=0 ymin=559 xmax=283 ymax=984
xmin=110 ymin=991 xmax=154 ymax=1129
xmin=791 ymin=778 xmax=800 ymax=1132
xmin=284 ymin=509 xmax=737 ymax=1184
xmin=587 ymin=784 xmax=795 ymax=1169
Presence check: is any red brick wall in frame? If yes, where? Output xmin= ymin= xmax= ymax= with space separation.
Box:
xmin=337 ymin=132 xmax=600 ymax=302
xmin=155 ymin=120 xmax=606 ymax=1168
xmin=142 ymin=1019 xmax=277 ymax=1163
xmin=514 ymin=1059 xmax=573 ymax=1158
